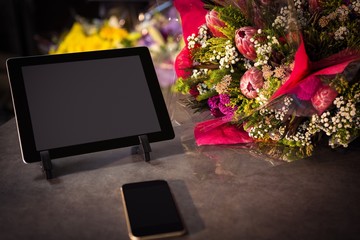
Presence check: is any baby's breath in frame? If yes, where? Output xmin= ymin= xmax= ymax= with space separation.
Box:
xmin=272 ymin=6 xmax=292 ymax=29
xmin=311 ymin=96 xmax=359 ymax=148
xmin=336 ymin=5 xmax=350 ymax=22
xmin=294 ymin=0 xmax=307 ymax=27
xmin=253 ymin=34 xmax=279 ymax=67
xmin=284 ymin=121 xmax=313 ymax=147
xmin=351 ymin=0 xmax=360 ymax=14
xmin=191 ymin=68 xmax=208 ymax=79
xmin=213 ymin=41 xmax=240 ymax=72
xmin=248 ymin=96 xmax=294 ymax=139
xmin=334 ymin=26 xmax=349 ymax=41
xmin=187 ymin=25 xmax=209 ymax=49
xmin=197 ymin=82 xmax=209 ymax=95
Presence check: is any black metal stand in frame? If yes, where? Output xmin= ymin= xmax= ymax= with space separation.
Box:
xmin=132 ymin=135 xmax=152 ymax=162
xmin=40 ymin=150 xmax=53 ymax=179
xmin=139 ymin=135 xmax=151 ymax=162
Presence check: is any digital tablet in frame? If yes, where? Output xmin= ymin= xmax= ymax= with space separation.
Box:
xmin=6 ymin=47 xmax=174 ymax=163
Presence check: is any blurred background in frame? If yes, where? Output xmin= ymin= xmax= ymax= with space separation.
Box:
xmin=0 ymin=0 xmax=182 ymax=125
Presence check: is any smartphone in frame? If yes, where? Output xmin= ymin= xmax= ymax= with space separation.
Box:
xmin=121 ymin=180 xmax=186 ymax=240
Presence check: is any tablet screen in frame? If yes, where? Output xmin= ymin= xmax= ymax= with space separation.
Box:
xmin=7 ymin=47 xmax=174 ymax=163
xmin=22 ymin=56 xmax=161 ymax=151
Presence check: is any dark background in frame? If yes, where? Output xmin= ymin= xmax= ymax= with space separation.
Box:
xmin=0 ymin=0 xmax=154 ymax=125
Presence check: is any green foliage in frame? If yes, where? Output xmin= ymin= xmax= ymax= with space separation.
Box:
xmin=260 ymin=76 xmax=282 ymax=99
xmin=216 ymin=5 xmax=250 ymax=39
xmin=210 ymin=68 xmax=231 ymax=81
xmin=203 ymin=68 xmax=231 ymax=88
xmin=241 ymin=108 xmax=262 ymax=127
xmin=345 ymin=82 xmax=360 ymax=100
xmin=349 ymin=82 xmax=360 ymax=96
xmin=173 ymin=78 xmax=191 ymax=94
xmin=172 ymin=75 xmax=208 ymax=94
xmin=328 ymin=75 xmax=349 ymax=95
xmin=232 ymin=96 xmax=259 ymax=119
xmin=329 ymin=74 xmax=360 ymax=98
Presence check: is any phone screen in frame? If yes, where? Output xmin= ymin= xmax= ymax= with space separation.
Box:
xmin=121 ymin=180 xmax=186 ymax=239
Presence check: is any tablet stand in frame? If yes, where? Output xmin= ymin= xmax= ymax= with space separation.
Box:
xmin=40 ymin=150 xmax=53 ymax=179
xmin=132 ymin=135 xmax=152 ymax=162
xmin=139 ymin=135 xmax=152 ymax=161
xmin=39 ymin=135 xmax=151 ymax=180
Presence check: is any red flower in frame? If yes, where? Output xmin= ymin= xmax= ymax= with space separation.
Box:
xmin=240 ymin=67 xmax=264 ymax=99
xmin=206 ymin=10 xmax=227 ymax=38
xmin=189 ymin=86 xmax=199 ymax=98
xmin=235 ymin=27 xmax=258 ymax=61
xmin=175 ymin=47 xmax=193 ymax=78
xmin=311 ymin=85 xmax=338 ymax=114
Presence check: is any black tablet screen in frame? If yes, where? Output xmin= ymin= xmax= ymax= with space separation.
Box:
xmin=22 ymin=55 xmax=161 ymax=151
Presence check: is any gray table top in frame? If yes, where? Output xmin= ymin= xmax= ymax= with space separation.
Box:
xmin=1 ymin=116 xmax=360 ymax=240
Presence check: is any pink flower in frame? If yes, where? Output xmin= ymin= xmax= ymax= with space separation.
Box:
xmin=311 ymin=85 xmax=338 ymax=114
xmin=240 ymin=67 xmax=264 ymax=99
xmin=235 ymin=27 xmax=258 ymax=61
xmin=206 ymin=10 xmax=227 ymax=38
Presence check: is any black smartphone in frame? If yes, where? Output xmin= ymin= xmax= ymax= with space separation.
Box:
xmin=121 ymin=180 xmax=186 ymax=239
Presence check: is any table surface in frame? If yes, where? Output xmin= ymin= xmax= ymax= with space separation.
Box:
xmin=1 ymin=112 xmax=360 ymax=240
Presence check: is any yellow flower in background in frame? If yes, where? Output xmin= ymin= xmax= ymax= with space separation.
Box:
xmin=50 ymin=17 xmax=139 ymax=54
xmin=99 ymin=23 xmax=129 ymax=45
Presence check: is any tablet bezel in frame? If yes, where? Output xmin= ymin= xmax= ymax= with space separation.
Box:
xmin=6 ymin=47 xmax=175 ymax=163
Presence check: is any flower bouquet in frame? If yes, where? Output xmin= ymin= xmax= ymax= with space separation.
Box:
xmin=173 ymin=0 xmax=360 ymax=161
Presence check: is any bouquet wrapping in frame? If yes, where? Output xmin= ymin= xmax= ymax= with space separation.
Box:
xmin=173 ymin=0 xmax=360 ymax=160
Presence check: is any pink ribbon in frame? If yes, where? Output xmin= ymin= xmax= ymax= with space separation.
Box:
xmin=173 ymin=0 xmax=207 ymax=45
xmin=194 ymin=117 xmax=253 ymax=146
xmin=271 ymin=36 xmax=360 ymax=101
